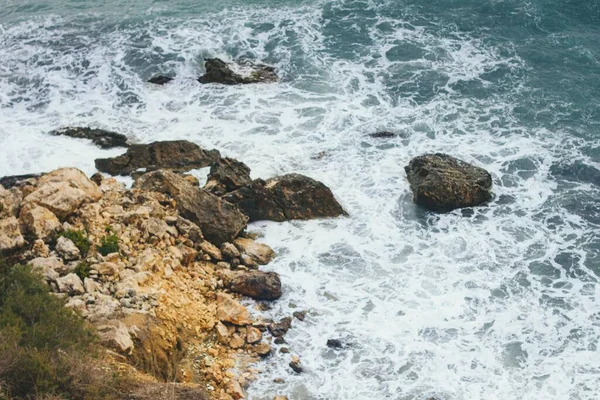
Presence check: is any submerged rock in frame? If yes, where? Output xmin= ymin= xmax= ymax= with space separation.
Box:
xmin=134 ymin=169 xmax=247 ymax=245
xmin=95 ymin=140 xmax=221 ymax=176
xmin=148 ymin=75 xmax=174 ymax=85
xmin=224 ymin=174 xmax=347 ymax=222
xmin=198 ymin=58 xmax=278 ymax=85
xmin=229 ymin=270 xmax=282 ymax=301
xmin=405 ymin=153 xmax=493 ymax=212
xmin=369 ymin=131 xmax=398 ymax=139
xmin=50 ymin=127 xmax=129 ymax=149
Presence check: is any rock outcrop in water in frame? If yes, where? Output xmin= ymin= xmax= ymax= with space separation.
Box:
xmin=405 ymin=153 xmax=493 ymax=212
xmin=198 ymin=58 xmax=278 ymax=85
xmin=224 ymin=174 xmax=348 ymax=222
xmin=95 ymin=140 xmax=221 ymax=176
xmin=50 ymin=127 xmax=130 ymax=149
xmin=148 ymin=75 xmax=174 ymax=85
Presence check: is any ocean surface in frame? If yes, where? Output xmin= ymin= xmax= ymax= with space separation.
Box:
xmin=1 ymin=0 xmax=599 ymax=399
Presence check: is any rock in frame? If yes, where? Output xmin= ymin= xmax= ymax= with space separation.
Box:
xmin=95 ymin=140 xmax=220 ymax=176
xmin=97 ymin=321 xmax=134 ymax=354
xmin=198 ymin=58 xmax=278 ymax=85
xmin=23 ymin=168 xmax=102 ymax=220
xmin=0 ymin=185 xmax=23 ymax=218
xmin=227 ymin=379 xmax=245 ymax=400
xmin=134 ymin=170 xmax=247 ymax=245
xmin=95 ymin=262 xmax=120 ymax=277
xmin=369 ymin=131 xmax=398 ymax=138
xmin=229 ymin=271 xmax=282 ymax=301
xmin=0 ymin=173 xmax=42 ymax=189
xmin=246 ymin=326 xmax=262 ymax=344
xmin=404 ymin=153 xmax=493 ymax=212
xmin=49 ymin=127 xmax=129 ymax=149
xmin=31 ymin=239 xmax=50 ymax=257
xmin=90 ymin=173 xmax=104 ymax=185
xmin=84 ymin=277 xmax=101 ymax=294
xmin=326 ymin=339 xmax=343 ymax=349
xmin=19 ymin=205 xmax=61 ymax=240
xmin=143 ymin=217 xmax=170 ymax=239
xmin=29 ymin=256 xmax=63 ymax=281
xmin=292 ymin=311 xmax=306 ymax=321
xmin=55 ymin=273 xmax=85 ymax=295
xmin=233 ymin=238 xmax=275 ymax=266
xmin=254 ymin=342 xmax=271 ymax=357
xmin=268 ymin=317 xmax=292 ymax=337
xmin=200 ymin=241 xmax=223 ymax=261
xmin=175 ymin=216 xmax=203 ymax=242
xmin=224 ymin=174 xmax=347 ymax=222
xmin=215 ymin=321 xmax=231 ymax=344
xmin=273 ymin=337 xmax=286 ymax=345
xmin=221 ymin=242 xmax=241 ymax=260
xmin=0 ymin=217 xmax=25 ymax=251
xmin=274 ymin=397 xmax=288 ymax=400
xmin=204 ymin=158 xmax=252 ymax=196
xmin=55 ymin=236 xmax=81 ymax=260
xmin=148 ymin=75 xmax=174 ymax=85
xmin=229 ymin=333 xmax=245 ymax=349
xmin=289 ymin=356 xmax=303 ymax=373
xmin=216 ymin=293 xmax=251 ymax=326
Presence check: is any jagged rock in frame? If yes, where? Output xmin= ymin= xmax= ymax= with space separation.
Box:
xmin=95 ymin=140 xmax=220 ymax=176
xmin=143 ymin=217 xmax=170 ymax=239
xmin=404 ymin=153 xmax=493 ymax=212
xmin=268 ymin=317 xmax=292 ymax=337
xmin=227 ymin=380 xmax=245 ymax=400
xmin=224 ymin=174 xmax=347 ymax=222
xmin=0 ymin=174 xmax=42 ymax=190
xmin=0 ymin=217 xmax=25 ymax=251
xmin=31 ymin=239 xmax=50 ymax=257
xmin=56 ymin=236 xmax=81 ymax=260
xmin=200 ymin=241 xmax=223 ymax=261
xmin=49 ymin=127 xmax=129 ymax=149
xmin=216 ymin=292 xmax=251 ymax=326
xmin=254 ymin=342 xmax=271 ymax=357
xmin=97 ymin=320 xmax=134 ymax=354
xmin=229 ymin=271 xmax=282 ymax=301
xmin=289 ymin=356 xmax=303 ymax=373
xmin=246 ymin=326 xmax=262 ymax=344
xmin=220 ymin=242 xmax=241 ymax=261
xmin=215 ymin=321 xmax=231 ymax=344
xmin=0 ymin=185 xmax=23 ymax=218
xmin=176 ymin=216 xmax=203 ymax=242
xmin=292 ymin=311 xmax=306 ymax=321
xmin=56 ymin=273 xmax=85 ymax=295
xmin=233 ymin=238 xmax=275 ymax=266
xmin=148 ymin=75 xmax=174 ymax=85
xmin=198 ymin=58 xmax=278 ymax=85
xmin=134 ymin=170 xmax=247 ymax=245
xmin=23 ymin=168 xmax=102 ymax=219
xmin=19 ymin=204 xmax=61 ymax=240
xmin=229 ymin=333 xmax=245 ymax=349
xmin=204 ymin=157 xmax=252 ymax=196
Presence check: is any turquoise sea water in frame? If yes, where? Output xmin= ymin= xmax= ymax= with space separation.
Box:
xmin=1 ymin=1 xmax=599 ymax=399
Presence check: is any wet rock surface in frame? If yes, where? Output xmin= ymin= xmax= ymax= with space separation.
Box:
xmin=95 ymin=140 xmax=220 ymax=176
xmin=148 ymin=75 xmax=174 ymax=85
xmin=50 ymin=127 xmax=130 ymax=149
xmin=405 ymin=153 xmax=493 ymax=212
xmin=198 ymin=58 xmax=278 ymax=85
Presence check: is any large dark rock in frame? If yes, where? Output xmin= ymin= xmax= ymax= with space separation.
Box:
xmin=95 ymin=140 xmax=221 ymax=176
xmin=50 ymin=127 xmax=129 ymax=149
xmin=133 ymin=170 xmax=247 ymax=245
xmin=224 ymin=174 xmax=347 ymax=222
xmin=229 ymin=270 xmax=282 ymax=301
xmin=204 ymin=157 xmax=252 ymax=196
xmin=198 ymin=58 xmax=278 ymax=85
xmin=0 ymin=173 xmax=42 ymax=189
xmin=404 ymin=153 xmax=493 ymax=212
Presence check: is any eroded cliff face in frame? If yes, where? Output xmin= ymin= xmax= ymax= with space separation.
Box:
xmin=0 ymin=168 xmax=285 ymax=400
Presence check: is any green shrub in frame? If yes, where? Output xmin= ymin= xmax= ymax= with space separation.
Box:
xmin=98 ymin=234 xmax=119 ymax=256
xmin=73 ymin=261 xmax=91 ymax=280
xmin=59 ymin=230 xmax=91 ymax=257
xmin=0 ymin=258 xmax=119 ymax=399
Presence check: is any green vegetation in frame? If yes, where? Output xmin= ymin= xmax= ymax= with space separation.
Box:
xmin=73 ymin=261 xmax=91 ymax=280
xmin=59 ymin=230 xmax=91 ymax=257
xmin=98 ymin=234 xmax=119 ymax=256
xmin=0 ymin=258 xmax=119 ymax=399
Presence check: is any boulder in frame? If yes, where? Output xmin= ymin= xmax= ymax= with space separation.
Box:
xmin=233 ymin=238 xmax=275 ymax=265
xmin=97 ymin=321 xmax=134 ymax=354
xmin=134 ymin=170 xmax=247 ymax=245
xmin=216 ymin=292 xmax=251 ymax=325
xmin=199 ymin=241 xmax=223 ymax=261
xmin=148 ymin=75 xmax=174 ymax=85
xmin=49 ymin=127 xmax=129 ymax=149
xmin=29 ymin=256 xmax=63 ymax=281
xmin=0 ymin=217 xmax=25 ymax=251
xmin=246 ymin=326 xmax=262 ymax=344
xmin=19 ymin=205 xmax=60 ymax=240
xmin=198 ymin=58 xmax=278 ymax=85
xmin=229 ymin=270 xmax=282 ymax=301
xmin=55 ymin=236 xmax=81 ymax=260
xmin=220 ymin=242 xmax=241 ymax=260
xmin=224 ymin=174 xmax=347 ymax=222
xmin=404 ymin=153 xmax=493 ymax=212
xmin=0 ymin=174 xmax=42 ymax=190
xmin=0 ymin=185 xmax=23 ymax=218
xmin=204 ymin=157 xmax=252 ymax=196
xmin=23 ymin=168 xmax=102 ymax=220
xmin=95 ymin=140 xmax=221 ymax=176
xmin=268 ymin=317 xmax=292 ymax=337
xmin=55 ymin=273 xmax=85 ymax=295
xmin=326 ymin=339 xmax=343 ymax=349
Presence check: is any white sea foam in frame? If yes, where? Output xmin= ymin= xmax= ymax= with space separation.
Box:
xmin=0 ymin=2 xmax=598 ymax=400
